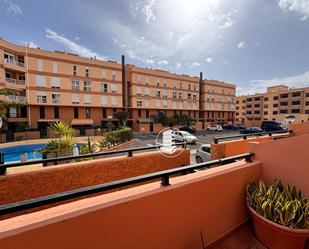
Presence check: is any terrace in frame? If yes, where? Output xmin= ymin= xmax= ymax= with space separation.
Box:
xmin=0 ymin=122 xmax=309 ymax=248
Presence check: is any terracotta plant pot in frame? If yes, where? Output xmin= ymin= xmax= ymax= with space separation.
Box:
xmin=247 ymin=203 xmax=309 ymax=249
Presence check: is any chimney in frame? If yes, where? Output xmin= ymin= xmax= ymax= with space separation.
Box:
xmin=121 ymin=55 xmax=126 ymax=110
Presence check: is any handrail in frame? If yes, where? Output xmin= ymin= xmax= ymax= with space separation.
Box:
xmin=213 ymin=130 xmax=290 ymax=144
xmin=0 ymin=143 xmax=186 ymax=175
xmin=0 ymin=152 xmax=254 ymax=215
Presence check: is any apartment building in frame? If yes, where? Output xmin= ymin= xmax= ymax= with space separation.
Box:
xmin=0 ymin=38 xmax=236 ymax=137
xmin=201 ymin=80 xmax=236 ymax=126
xmin=235 ymin=85 xmax=309 ymax=126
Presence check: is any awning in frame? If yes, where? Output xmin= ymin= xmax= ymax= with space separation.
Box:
xmin=137 ymin=118 xmax=153 ymax=124
xmin=38 ymin=119 xmax=59 ymax=122
xmin=71 ymin=119 xmax=94 ymax=126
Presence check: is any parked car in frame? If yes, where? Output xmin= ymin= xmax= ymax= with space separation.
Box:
xmin=261 ymin=121 xmax=288 ymax=133
xmin=223 ymin=124 xmax=238 ymax=130
xmin=195 ymin=144 xmax=211 ymax=163
xmin=173 ymin=131 xmax=197 ymax=143
xmin=239 ymin=127 xmax=264 ymax=134
xmin=207 ymin=125 xmax=223 ymax=131
xmin=179 ymin=126 xmax=196 ymax=133
xmin=236 ymin=125 xmax=246 ymax=130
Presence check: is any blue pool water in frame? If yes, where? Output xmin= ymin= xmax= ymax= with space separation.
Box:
xmin=0 ymin=144 xmax=45 ymax=163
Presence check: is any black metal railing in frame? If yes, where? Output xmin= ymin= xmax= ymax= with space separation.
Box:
xmin=0 ymin=143 xmax=187 ymax=175
xmin=0 ymin=152 xmax=254 ymax=215
xmin=213 ymin=130 xmax=290 ymax=144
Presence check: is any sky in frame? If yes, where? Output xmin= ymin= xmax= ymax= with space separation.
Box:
xmin=1 ymin=0 xmax=309 ymax=95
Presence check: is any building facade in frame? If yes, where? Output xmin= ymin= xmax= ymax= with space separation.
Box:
xmin=235 ymin=85 xmax=309 ymax=126
xmin=0 ymin=38 xmax=236 ymax=138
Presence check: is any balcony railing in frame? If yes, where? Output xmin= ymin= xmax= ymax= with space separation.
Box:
xmin=5 ymin=77 xmax=16 ymax=84
xmin=6 ymin=95 xmax=27 ymax=102
xmin=0 ymin=152 xmax=253 ymax=215
xmin=4 ymin=58 xmax=24 ymax=67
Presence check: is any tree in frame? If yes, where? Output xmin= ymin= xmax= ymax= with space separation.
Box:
xmin=157 ymin=111 xmax=168 ymax=125
xmin=114 ymin=111 xmax=129 ymax=127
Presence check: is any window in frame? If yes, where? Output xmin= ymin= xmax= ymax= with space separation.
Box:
xmin=144 ymin=99 xmax=150 ymax=107
xmin=146 ymin=110 xmax=149 ymax=118
xmin=35 ymin=75 xmax=46 ymax=87
xmin=72 ymin=94 xmax=80 ymax=104
xmin=73 ymin=65 xmax=77 ymax=76
xmin=101 ymin=83 xmax=108 ymax=92
xmin=280 ymin=109 xmax=288 ymax=114
xmin=173 ymin=91 xmax=177 ymax=99
xmin=179 ymin=92 xmax=182 ymax=99
xmin=137 ymin=87 xmax=142 ymax=95
xmin=51 ymin=77 xmax=60 ymax=89
xmin=162 ymin=89 xmax=167 ymax=98
xmin=306 ymin=93 xmax=309 ymax=97
xmin=264 ymin=104 xmax=268 ymax=108
xmin=273 ymin=96 xmax=278 ymax=100
xmin=112 ymin=96 xmax=117 ymax=106
xmin=188 ymin=93 xmax=191 ymax=100
xmin=292 ymin=92 xmax=301 ymax=97
xmin=162 ymin=100 xmax=167 ymax=108
xmin=306 ymin=101 xmax=309 ymax=106
xmin=144 ymin=87 xmax=150 ymax=96
xmin=36 ymin=93 xmax=47 ymax=103
xmin=193 ymin=85 xmax=196 ymax=91
xmin=188 ymin=84 xmax=191 ymax=90
xmin=74 ymin=107 xmax=79 ymax=118
xmin=84 ymin=94 xmax=91 ymax=104
xmin=52 ymin=62 xmax=58 ymax=73
xmin=52 ymin=93 xmax=60 ymax=103
xmin=305 ymin=110 xmax=309 ymax=114
xmin=273 ymin=104 xmax=278 ymax=108
xmin=264 ymin=97 xmax=269 ymax=101
xmin=292 ymin=101 xmax=300 ymax=105
xmin=86 ymin=107 xmax=91 ymax=118
xmin=111 ymin=84 xmax=118 ymax=93
xmin=156 ymin=99 xmax=161 ymax=108
xmin=156 ymin=89 xmax=161 ymax=97
xmin=85 ymin=68 xmax=89 ymax=77
xmin=37 ymin=59 xmax=43 ymax=71
xmin=193 ymin=94 xmax=197 ymax=101
xmin=164 ymin=80 xmax=167 ymax=87
xmin=39 ymin=106 xmax=45 ymax=119
xmin=137 ymin=100 xmax=142 ymax=107
xmin=83 ymin=81 xmax=91 ymax=91
xmin=102 ymin=70 xmax=106 ymax=79
xmin=101 ymin=96 xmax=108 ymax=105
xmin=179 ymin=82 xmax=182 ymax=89
xmin=54 ymin=107 xmax=59 ymax=119
xmin=72 ymin=80 xmax=79 ymax=91
xmin=273 ymin=111 xmax=278 ymax=115
xmin=112 ymin=71 xmax=116 ymax=81
xmin=292 ymin=109 xmax=300 ymax=113
xmin=9 ymin=107 xmax=17 ymax=118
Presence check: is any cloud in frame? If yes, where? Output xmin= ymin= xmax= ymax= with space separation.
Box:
xmin=158 ymin=59 xmax=168 ymax=65
xmin=237 ymin=41 xmax=247 ymax=48
xmin=190 ymin=62 xmax=201 ymax=67
xmin=3 ymin=0 xmax=22 ymax=15
xmin=240 ymin=70 xmax=309 ymax=95
xmin=278 ymin=0 xmax=309 ymax=20
xmin=205 ymin=57 xmax=213 ymax=63
xmin=176 ymin=62 xmax=182 ymax=68
xmin=28 ymin=42 xmax=39 ymax=48
xmin=142 ymin=0 xmax=157 ymax=23
xmin=45 ymin=29 xmax=105 ymax=60
xmin=74 ymin=36 xmax=80 ymax=41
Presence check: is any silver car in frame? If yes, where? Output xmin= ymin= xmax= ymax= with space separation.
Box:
xmin=195 ymin=144 xmax=211 ymax=163
xmin=173 ymin=131 xmax=197 ymax=144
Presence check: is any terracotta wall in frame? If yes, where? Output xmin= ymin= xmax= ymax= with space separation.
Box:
xmin=249 ymin=134 xmax=309 ymax=194
xmin=0 ymin=149 xmax=190 ymax=206
xmin=0 ymin=160 xmax=262 ymax=249
xmin=211 ymin=136 xmax=273 ymax=159
xmin=288 ymin=121 xmax=309 ymax=136
xmin=14 ymin=131 xmax=40 ymax=140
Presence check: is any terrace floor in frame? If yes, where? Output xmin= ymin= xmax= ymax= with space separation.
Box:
xmin=208 ymin=223 xmax=268 ymax=249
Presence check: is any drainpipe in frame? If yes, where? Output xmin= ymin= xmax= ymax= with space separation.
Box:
xmin=199 ymin=72 xmax=204 ymax=119
xmin=121 ymin=55 xmax=126 ymax=111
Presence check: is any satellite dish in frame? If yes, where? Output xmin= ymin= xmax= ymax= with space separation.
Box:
xmin=0 ymin=116 xmax=3 ymax=129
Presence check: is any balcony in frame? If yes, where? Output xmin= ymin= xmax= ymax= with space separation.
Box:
xmin=0 ymin=125 xmax=309 ymax=249
xmin=6 ymin=95 xmax=27 ymax=102
xmin=3 ymin=58 xmax=26 ymax=72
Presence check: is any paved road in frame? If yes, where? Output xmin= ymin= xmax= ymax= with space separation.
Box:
xmin=131 ymin=130 xmax=242 ymax=164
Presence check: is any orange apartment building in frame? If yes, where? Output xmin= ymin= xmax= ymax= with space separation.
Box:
xmin=0 ymin=38 xmax=236 ymax=138
xmin=235 ymin=85 xmax=309 ymax=126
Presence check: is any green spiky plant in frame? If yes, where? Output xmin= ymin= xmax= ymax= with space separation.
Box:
xmin=247 ymin=180 xmax=309 ymax=229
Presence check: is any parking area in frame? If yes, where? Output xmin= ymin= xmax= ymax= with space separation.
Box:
xmin=133 ymin=129 xmax=242 ymax=164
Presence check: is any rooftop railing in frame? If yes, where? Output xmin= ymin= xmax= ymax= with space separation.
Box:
xmin=0 ymin=152 xmax=254 ymax=215
xmin=213 ymin=130 xmax=290 ymax=144
xmin=0 ymin=143 xmax=187 ymax=175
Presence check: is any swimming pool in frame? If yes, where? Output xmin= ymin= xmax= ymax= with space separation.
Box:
xmin=0 ymin=144 xmax=45 ymax=163
xmin=0 ymin=143 xmax=82 ymax=163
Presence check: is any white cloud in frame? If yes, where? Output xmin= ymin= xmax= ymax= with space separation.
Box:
xmin=74 ymin=36 xmax=80 ymax=41
xmin=158 ymin=59 xmax=168 ymax=65
xmin=237 ymin=41 xmax=247 ymax=48
xmin=176 ymin=62 xmax=182 ymax=68
xmin=205 ymin=57 xmax=213 ymax=63
xmin=28 ymin=42 xmax=39 ymax=48
xmin=279 ymin=0 xmax=309 ymax=20
xmin=45 ymin=29 xmax=105 ymax=60
xmin=240 ymin=70 xmax=309 ymax=95
xmin=3 ymin=0 xmax=22 ymax=15
xmin=190 ymin=62 xmax=201 ymax=67
xmin=146 ymin=59 xmax=155 ymax=64
xmin=142 ymin=0 xmax=157 ymax=23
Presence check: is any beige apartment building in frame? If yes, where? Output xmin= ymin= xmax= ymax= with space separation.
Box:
xmin=235 ymin=85 xmax=309 ymax=126
xmin=0 ymin=38 xmax=236 ymax=138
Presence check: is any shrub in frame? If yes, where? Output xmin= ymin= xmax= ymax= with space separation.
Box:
xmin=98 ymin=127 xmax=132 ymax=150
xmin=247 ymin=180 xmax=309 ymax=229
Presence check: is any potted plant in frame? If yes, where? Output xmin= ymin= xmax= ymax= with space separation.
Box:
xmin=247 ymin=180 xmax=309 ymax=249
